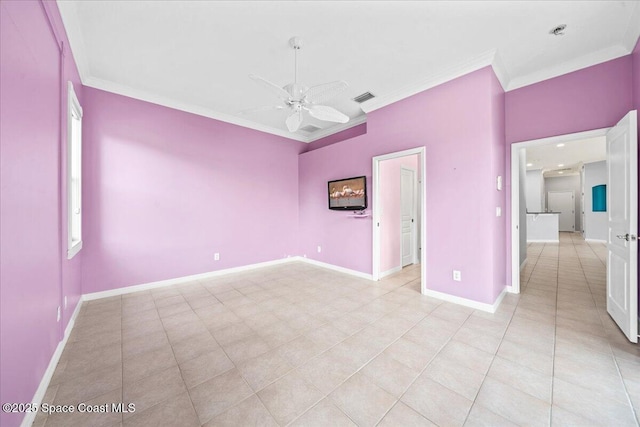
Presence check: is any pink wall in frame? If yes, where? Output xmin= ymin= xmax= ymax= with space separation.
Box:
xmin=489 ymin=70 xmax=506 ymax=301
xmin=0 ymin=2 xmax=83 ymax=426
xmin=299 ymin=66 xmax=506 ymax=304
xmin=81 ymin=87 xmax=305 ymax=293
xmin=504 ymin=54 xmax=635 ymax=288
xmin=42 ymin=0 xmax=85 ymax=334
xmin=379 ymin=155 xmax=419 ymax=274
xmin=505 ymin=55 xmax=633 ymax=144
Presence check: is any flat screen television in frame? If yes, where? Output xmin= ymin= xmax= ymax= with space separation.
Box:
xmin=328 ymin=176 xmax=367 ymax=210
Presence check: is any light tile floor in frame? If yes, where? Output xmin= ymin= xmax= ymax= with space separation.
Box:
xmin=33 ymin=233 xmax=640 ymax=426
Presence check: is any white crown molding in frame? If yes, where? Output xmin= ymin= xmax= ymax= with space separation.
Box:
xmin=83 ymin=76 xmax=312 ymax=143
xmin=360 ymin=49 xmax=498 ymax=113
xmin=506 ymin=45 xmax=631 ymax=91
xmin=85 ymin=76 xmax=367 ymax=144
xmin=490 ymin=49 xmax=510 ymax=91
xmin=306 ymin=115 xmax=367 ymax=143
xmin=56 ymin=0 xmax=91 ymax=82
xmin=621 ymin=2 xmax=640 ymax=53
xmin=58 ymin=0 xmax=639 ymax=139
xmin=507 ymin=2 xmax=639 ymax=91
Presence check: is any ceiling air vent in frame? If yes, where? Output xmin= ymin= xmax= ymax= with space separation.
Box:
xmin=352 ymin=92 xmax=375 ymax=103
xmin=300 ymin=124 xmax=321 ymax=133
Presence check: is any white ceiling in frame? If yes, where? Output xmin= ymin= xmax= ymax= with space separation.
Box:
xmin=57 ymin=1 xmax=640 ymax=143
xmin=526 ymin=136 xmax=606 ymax=177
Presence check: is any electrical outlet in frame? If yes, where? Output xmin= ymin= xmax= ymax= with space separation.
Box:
xmin=317 ymin=246 xmax=322 ymax=253
xmin=64 ymin=296 xmax=68 ymax=309
xmin=56 ymin=306 xmax=61 ymax=322
xmin=214 ymin=253 xmax=220 ymax=261
xmin=453 ymin=270 xmax=462 ymax=281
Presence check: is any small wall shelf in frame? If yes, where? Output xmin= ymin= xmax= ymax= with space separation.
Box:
xmin=347 ymin=212 xmax=371 ymax=218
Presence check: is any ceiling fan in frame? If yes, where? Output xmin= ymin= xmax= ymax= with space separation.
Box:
xmin=244 ymin=37 xmax=350 ymax=133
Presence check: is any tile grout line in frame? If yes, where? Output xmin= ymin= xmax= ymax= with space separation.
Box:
xmin=458 ymin=238 xmax=545 ymax=426
xmin=283 ymin=275 xmax=432 ymax=426
xmin=188 ymin=269 xmax=421 ymax=426
xmin=548 ymin=236 xmax=565 ymax=426
xmin=367 ymin=309 xmax=473 ymax=427
xmin=580 ymin=237 xmax=640 ymax=426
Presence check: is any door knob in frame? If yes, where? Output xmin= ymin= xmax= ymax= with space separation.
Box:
xmin=616 ymin=234 xmax=637 ymax=241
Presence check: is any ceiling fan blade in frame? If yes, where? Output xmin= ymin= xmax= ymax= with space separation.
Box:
xmin=249 ymin=74 xmax=291 ymax=101
xmin=306 ymin=104 xmax=349 ymax=123
xmin=305 ymin=80 xmax=348 ymax=104
xmin=285 ymin=110 xmax=303 ymax=132
xmin=237 ymin=105 xmax=284 ymax=115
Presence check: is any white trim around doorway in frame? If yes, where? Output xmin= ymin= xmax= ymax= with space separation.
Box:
xmin=372 ymin=147 xmax=427 ymax=295
xmin=510 ymin=128 xmax=609 ymax=294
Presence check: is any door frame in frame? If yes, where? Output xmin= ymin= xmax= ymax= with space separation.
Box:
xmin=547 ymin=190 xmax=575 ymax=232
xmin=400 ymin=166 xmax=418 ymax=267
xmin=372 ymin=147 xmax=426 ymax=294
xmin=510 ymin=128 xmax=609 ymax=293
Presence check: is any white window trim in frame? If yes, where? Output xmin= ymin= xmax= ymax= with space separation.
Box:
xmin=67 ymin=81 xmax=83 ymax=259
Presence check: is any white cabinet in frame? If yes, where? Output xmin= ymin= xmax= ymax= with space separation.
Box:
xmin=526 ymin=213 xmax=559 ymax=242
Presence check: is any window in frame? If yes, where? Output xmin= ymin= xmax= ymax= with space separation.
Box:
xmin=67 ymin=82 xmax=83 ymax=259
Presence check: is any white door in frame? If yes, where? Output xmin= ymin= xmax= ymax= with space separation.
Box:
xmin=401 ymin=167 xmax=416 ymax=267
xmin=606 ymin=110 xmax=638 ymax=343
xmin=548 ymin=191 xmax=575 ymax=232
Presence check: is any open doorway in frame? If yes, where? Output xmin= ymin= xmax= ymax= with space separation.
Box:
xmin=372 ymin=147 xmax=426 ymax=294
xmin=510 ymin=128 xmax=609 ymax=292
xmin=510 ymin=111 xmax=638 ymax=343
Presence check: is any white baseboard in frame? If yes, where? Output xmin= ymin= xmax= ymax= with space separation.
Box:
xmin=379 ymin=266 xmax=402 ymax=279
xmin=585 ymin=238 xmax=607 ymax=243
xmin=20 ymin=299 xmax=83 ymax=427
xmin=520 ymin=258 xmax=527 ymax=272
xmin=83 ymin=256 xmax=374 ymax=302
xmin=423 ymin=287 xmax=507 ymax=313
xmin=297 ymin=257 xmax=373 ymax=280
xmin=83 ymin=257 xmax=297 ymax=301
xmin=526 ymin=239 xmax=559 ymax=243
xmin=22 ymin=255 xmax=511 ymax=427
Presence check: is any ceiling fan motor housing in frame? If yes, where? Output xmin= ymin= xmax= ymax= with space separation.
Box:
xmin=247 ymin=36 xmax=349 ymax=132
xmin=284 ymin=83 xmax=308 ymax=100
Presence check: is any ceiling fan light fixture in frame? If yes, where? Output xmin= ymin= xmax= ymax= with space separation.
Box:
xmin=245 ymin=37 xmax=350 ymax=133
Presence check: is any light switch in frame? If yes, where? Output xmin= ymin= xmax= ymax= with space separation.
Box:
xmin=497 ymin=175 xmax=503 ymax=191
xmin=496 ymin=207 xmax=502 ymax=217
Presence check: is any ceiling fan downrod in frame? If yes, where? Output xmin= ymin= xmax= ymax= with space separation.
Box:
xmin=289 ymin=36 xmax=303 ymax=85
